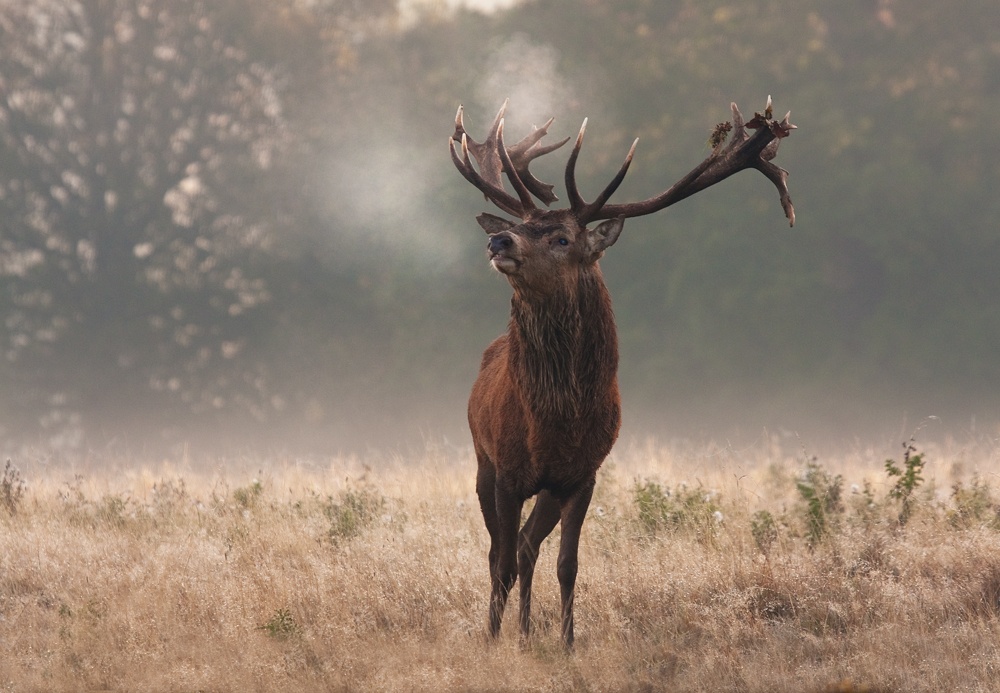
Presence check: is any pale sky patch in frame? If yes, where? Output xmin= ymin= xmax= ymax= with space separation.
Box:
xmin=399 ymin=0 xmax=523 ymax=25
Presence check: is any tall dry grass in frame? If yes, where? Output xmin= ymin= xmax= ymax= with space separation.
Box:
xmin=2 ymin=433 xmax=1000 ymax=692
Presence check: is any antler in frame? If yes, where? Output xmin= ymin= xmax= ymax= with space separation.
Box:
xmin=586 ymin=97 xmax=797 ymax=226
xmin=449 ymin=100 xmax=570 ymax=216
xmin=448 ymin=100 xmax=569 ymax=216
xmin=564 ymin=118 xmax=640 ymax=223
xmin=451 ymin=97 xmax=796 ymax=227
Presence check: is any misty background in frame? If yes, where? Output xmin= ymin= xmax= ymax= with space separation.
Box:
xmin=1 ymin=0 xmax=998 ymax=458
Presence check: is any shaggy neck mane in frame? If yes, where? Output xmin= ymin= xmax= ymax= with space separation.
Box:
xmin=508 ymin=267 xmax=618 ymax=421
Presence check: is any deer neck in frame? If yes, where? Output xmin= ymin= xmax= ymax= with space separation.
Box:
xmin=508 ymin=267 xmax=618 ymax=421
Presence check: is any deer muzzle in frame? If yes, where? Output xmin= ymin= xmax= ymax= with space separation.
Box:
xmin=488 ymin=233 xmax=514 ymax=255
xmin=487 ymin=232 xmax=519 ymax=274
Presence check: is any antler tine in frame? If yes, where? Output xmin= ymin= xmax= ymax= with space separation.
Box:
xmin=453 ymin=103 xmax=466 ymax=139
xmin=583 ymin=137 xmax=638 ymax=221
xmin=452 ymin=101 xmax=509 ymax=191
xmin=506 ymin=117 xmax=571 ymax=206
xmin=564 ymin=118 xmax=589 ymax=212
xmin=754 ymin=105 xmax=796 ymax=226
xmin=496 ymin=119 xmax=537 ymax=214
xmin=449 ymin=133 xmax=525 ymax=218
xmin=509 ymin=117 xmax=556 ymax=152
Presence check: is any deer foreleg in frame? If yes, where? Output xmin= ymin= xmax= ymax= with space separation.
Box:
xmin=488 ymin=484 xmax=523 ymax=639
xmin=475 ymin=456 xmax=499 ymax=566
xmin=556 ymin=482 xmax=595 ymax=650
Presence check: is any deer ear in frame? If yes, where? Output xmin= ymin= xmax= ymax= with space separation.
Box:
xmin=585 ymin=217 xmax=624 ymax=257
xmin=476 ymin=213 xmax=516 ymax=235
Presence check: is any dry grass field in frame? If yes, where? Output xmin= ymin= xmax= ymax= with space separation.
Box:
xmin=3 ymin=432 xmax=1000 ymax=692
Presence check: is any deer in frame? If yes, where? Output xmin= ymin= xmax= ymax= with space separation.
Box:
xmin=449 ymin=97 xmax=795 ymax=649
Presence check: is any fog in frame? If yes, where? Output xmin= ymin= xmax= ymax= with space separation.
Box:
xmin=2 ymin=0 xmax=999 ymax=460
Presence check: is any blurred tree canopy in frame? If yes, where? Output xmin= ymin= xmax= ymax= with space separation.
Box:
xmin=1 ymin=0 xmax=999 ymax=454
xmin=0 ymin=0 xmax=396 ymax=448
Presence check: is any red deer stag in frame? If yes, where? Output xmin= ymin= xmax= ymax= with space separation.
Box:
xmin=450 ymin=98 xmax=795 ymax=648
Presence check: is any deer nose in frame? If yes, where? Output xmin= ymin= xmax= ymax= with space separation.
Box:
xmin=488 ymin=233 xmax=514 ymax=255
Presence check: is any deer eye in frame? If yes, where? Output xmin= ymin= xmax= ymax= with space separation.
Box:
xmin=557 ymin=238 xmax=569 ymax=246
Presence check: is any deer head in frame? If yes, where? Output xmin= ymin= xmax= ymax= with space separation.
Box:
xmin=473 ymin=210 xmax=622 ymax=295
xmin=450 ymin=98 xmax=796 ymax=293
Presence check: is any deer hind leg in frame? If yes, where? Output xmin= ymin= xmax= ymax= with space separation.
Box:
xmin=517 ymin=490 xmax=560 ymax=640
xmin=556 ymin=482 xmax=595 ymax=650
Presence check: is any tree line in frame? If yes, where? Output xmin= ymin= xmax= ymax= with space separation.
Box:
xmin=2 ymin=0 xmax=998 ymax=454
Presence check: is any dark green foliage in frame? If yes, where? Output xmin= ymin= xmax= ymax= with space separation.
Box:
xmin=259 ymin=608 xmax=299 ymax=640
xmin=849 ymin=479 xmax=880 ymax=528
xmin=633 ymin=479 xmax=721 ymax=537
xmin=232 ymin=479 xmax=264 ymax=510
xmin=97 ymin=495 xmax=130 ymax=529
xmin=949 ymin=477 xmax=1000 ymax=530
xmin=324 ymin=488 xmax=386 ymax=543
xmin=750 ymin=510 xmax=779 ymax=555
xmin=795 ymin=460 xmax=843 ymax=547
xmin=884 ymin=440 xmax=926 ymax=526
